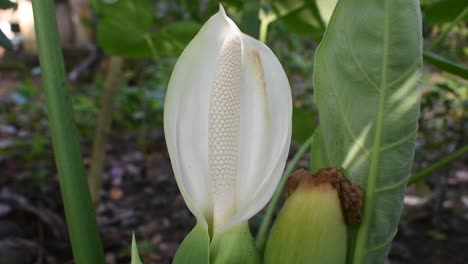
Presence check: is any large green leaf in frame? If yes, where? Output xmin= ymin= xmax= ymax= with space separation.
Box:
xmin=0 ymin=0 xmax=16 ymax=9
xmin=97 ymin=0 xmax=200 ymax=59
xmin=241 ymin=1 xmax=260 ymax=38
xmin=271 ymin=0 xmax=326 ymax=36
xmin=424 ymin=0 xmax=468 ymax=24
xmin=311 ymin=0 xmax=422 ymax=263
xmin=148 ymin=21 xmax=202 ymax=58
xmin=292 ymin=105 xmax=317 ymax=144
xmin=97 ymin=0 xmax=153 ymax=58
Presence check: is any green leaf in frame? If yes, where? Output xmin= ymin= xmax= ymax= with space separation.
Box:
xmin=149 ymin=21 xmax=202 ymax=58
xmin=97 ymin=0 xmax=201 ymax=58
xmin=309 ymin=129 xmax=328 ymax=172
xmin=0 ymin=0 xmax=16 ymax=9
xmin=292 ymin=105 xmax=317 ymax=144
xmin=311 ymin=0 xmax=422 ymax=263
xmin=173 ymin=222 xmax=210 ymax=264
xmin=272 ymin=0 xmax=326 ymax=36
xmin=0 ymin=28 xmax=13 ymax=50
xmin=241 ymin=1 xmax=260 ymax=38
xmin=131 ymin=234 xmax=143 ymax=264
xmin=424 ymin=0 xmax=468 ymax=24
xmin=423 ymin=50 xmax=468 ymax=79
xmin=97 ymin=0 xmax=153 ymax=58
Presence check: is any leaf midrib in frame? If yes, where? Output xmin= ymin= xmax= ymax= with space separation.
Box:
xmin=352 ymin=0 xmax=391 ymax=263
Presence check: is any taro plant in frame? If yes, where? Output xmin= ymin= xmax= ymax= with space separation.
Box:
xmin=29 ymin=0 xmax=437 ymax=263
xmin=159 ymin=0 xmax=423 ymax=263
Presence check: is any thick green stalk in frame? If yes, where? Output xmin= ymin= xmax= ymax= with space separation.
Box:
xmin=409 ymin=144 xmax=468 ymax=184
xmin=423 ymin=51 xmax=468 ymax=79
xmin=256 ymin=134 xmax=315 ymax=251
xmin=31 ymin=1 xmax=105 ymax=263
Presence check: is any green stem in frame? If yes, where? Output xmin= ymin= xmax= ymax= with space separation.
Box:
xmin=258 ymin=9 xmax=277 ymax=43
xmin=137 ymin=35 xmax=159 ymax=152
xmin=256 ymin=134 xmax=315 ymax=252
xmin=423 ymin=50 xmax=468 ymax=79
xmin=89 ymin=57 xmax=124 ymax=207
xmin=259 ymin=19 xmax=269 ymax=43
xmin=429 ymin=6 xmax=468 ymax=51
xmin=31 ymin=1 xmax=105 ymax=263
xmin=409 ymin=144 xmax=468 ymax=184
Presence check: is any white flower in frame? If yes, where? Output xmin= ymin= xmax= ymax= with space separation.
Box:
xmin=164 ymin=4 xmax=292 ymax=236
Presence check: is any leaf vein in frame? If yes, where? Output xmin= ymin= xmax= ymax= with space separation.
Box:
xmin=365 ymin=228 xmax=398 ymax=254
xmin=346 ymin=35 xmax=381 ymax=93
xmin=375 ymin=176 xmax=409 ymax=193
xmin=354 ymin=0 xmax=392 ymax=262
xmin=388 ymin=60 xmax=419 ymax=88
xmin=380 ymin=129 xmax=417 ymax=152
xmin=327 ymin=81 xmax=371 ymax=158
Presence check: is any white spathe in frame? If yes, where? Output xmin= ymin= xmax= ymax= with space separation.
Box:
xmin=164 ymin=4 xmax=292 ymax=236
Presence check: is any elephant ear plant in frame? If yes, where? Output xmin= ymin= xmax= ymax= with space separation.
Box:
xmin=157 ymin=0 xmax=423 ymax=263
xmin=30 ymin=0 xmax=421 ymax=262
xmin=164 ymin=4 xmax=292 ymax=263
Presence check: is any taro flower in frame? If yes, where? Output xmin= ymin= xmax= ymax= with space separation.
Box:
xmin=164 ymin=5 xmax=292 ymax=261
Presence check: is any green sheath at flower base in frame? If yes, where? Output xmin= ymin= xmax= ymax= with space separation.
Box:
xmin=264 ymin=168 xmax=362 ymax=264
xmin=173 ymin=222 xmax=210 ymax=264
xmin=210 ymin=223 xmax=260 ymax=264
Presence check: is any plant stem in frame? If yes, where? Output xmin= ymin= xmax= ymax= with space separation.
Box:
xmin=429 ymin=6 xmax=468 ymax=51
xmin=31 ymin=1 xmax=105 ymax=263
xmin=409 ymin=144 xmax=468 ymax=184
xmin=136 ymin=36 xmax=160 ymax=152
xmin=423 ymin=50 xmax=468 ymax=79
xmin=89 ymin=56 xmax=124 ymax=207
xmin=258 ymin=10 xmax=277 ymax=43
xmin=256 ymin=134 xmax=315 ymax=252
xmin=259 ymin=19 xmax=269 ymax=43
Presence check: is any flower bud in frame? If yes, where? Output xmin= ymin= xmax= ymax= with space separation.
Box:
xmin=264 ymin=168 xmax=362 ymax=264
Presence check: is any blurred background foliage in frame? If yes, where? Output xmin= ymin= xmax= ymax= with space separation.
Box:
xmin=0 ymin=0 xmax=466 ymax=263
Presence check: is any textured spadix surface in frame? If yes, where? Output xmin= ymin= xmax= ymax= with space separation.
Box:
xmin=164 ymin=5 xmax=292 ymax=235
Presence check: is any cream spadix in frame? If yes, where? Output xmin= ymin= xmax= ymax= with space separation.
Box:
xmin=164 ymin=4 xmax=292 ymax=239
